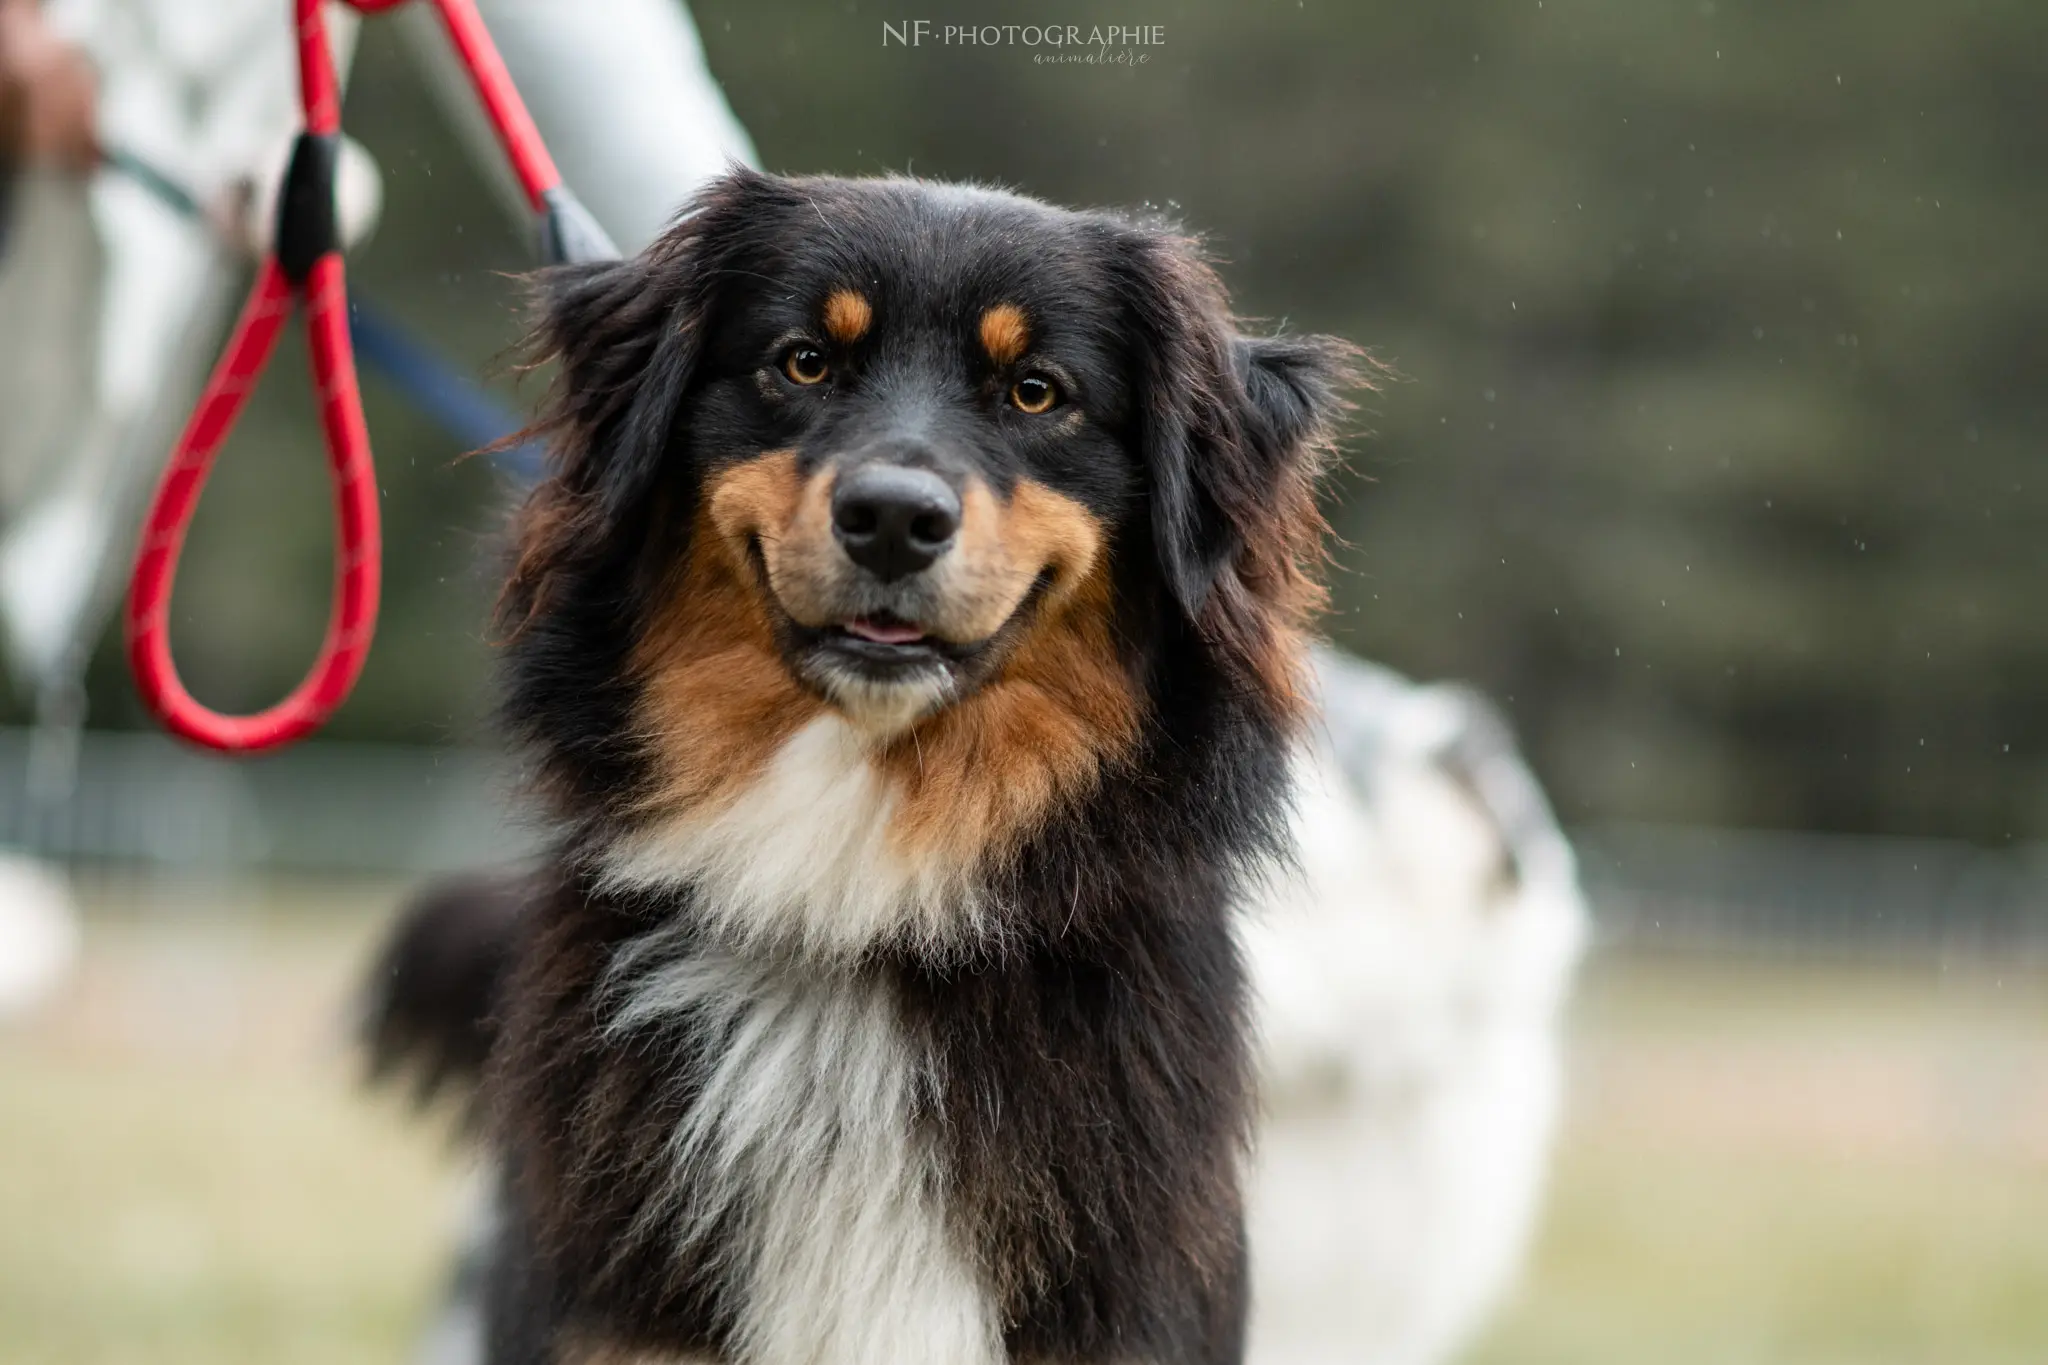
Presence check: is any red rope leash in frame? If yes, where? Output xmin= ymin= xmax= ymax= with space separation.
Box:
xmin=430 ymin=0 xmax=558 ymax=209
xmin=125 ymin=0 xmax=610 ymax=754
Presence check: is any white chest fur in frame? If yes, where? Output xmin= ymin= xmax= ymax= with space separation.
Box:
xmin=597 ymin=713 xmax=987 ymax=959
xmin=603 ymin=943 xmax=1000 ymax=1365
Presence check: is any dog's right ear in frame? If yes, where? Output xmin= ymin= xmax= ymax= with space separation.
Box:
xmin=527 ymin=251 xmax=693 ymax=528
xmin=526 ymin=168 xmax=781 ymax=531
xmin=502 ymin=169 xmax=783 ymax=631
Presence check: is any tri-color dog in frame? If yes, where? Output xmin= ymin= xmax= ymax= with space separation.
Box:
xmin=366 ymin=166 xmax=1356 ymax=1365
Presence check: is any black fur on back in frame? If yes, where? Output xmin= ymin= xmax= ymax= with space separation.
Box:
xmin=366 ymin=168 xmax=1358 ymax=1365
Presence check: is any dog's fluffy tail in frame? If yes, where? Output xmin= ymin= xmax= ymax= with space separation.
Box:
xmin=359 ymin=868 xmax=531 ymax=1115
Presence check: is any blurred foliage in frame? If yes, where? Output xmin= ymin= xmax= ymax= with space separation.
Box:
xmin=58 ymin=0 xmax=2048 ymax=841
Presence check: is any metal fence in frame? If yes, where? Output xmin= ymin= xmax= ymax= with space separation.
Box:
xmin=0 ymin=727 xmax=531 ymax=877
xmin=4 ymin=727 xmax=2044 ymax=964
xmin=1574 ymin=823 xmax=2048 ymax=966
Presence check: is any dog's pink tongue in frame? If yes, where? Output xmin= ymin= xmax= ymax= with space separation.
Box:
xmin=845 ymin=618 xmax=926 ymax=645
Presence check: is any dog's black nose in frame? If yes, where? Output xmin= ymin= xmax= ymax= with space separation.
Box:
xmin=831 ymin=465 xmax=961 ymax=581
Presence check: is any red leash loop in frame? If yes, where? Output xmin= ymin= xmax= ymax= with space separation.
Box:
xmin=125 ymin=0 xmax=607 ymax=754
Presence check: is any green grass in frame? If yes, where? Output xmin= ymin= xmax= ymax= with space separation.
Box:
xmin=1470 ymin=1144 xmax=2048 ymax=1365
xmin=1468 ymin=958 xmax=2048 ymax=1365
xmin=3 ymin=878 xmax=2046 ymax=1364
xmin=0 ymin=880 xmax=451 ymax=1365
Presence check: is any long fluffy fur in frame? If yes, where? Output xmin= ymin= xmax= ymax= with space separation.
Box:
xmin=366 ymin=169 xmax=1359 ymax=1365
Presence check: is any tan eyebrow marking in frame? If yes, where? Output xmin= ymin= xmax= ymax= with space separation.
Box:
xmin=822 ymin=288 xmax=872 ymax=344
xmin=979 ymin=303 xmax=1030 ymax=366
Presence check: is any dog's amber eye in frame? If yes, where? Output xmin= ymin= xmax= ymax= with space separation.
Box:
xmin=1010 ymin=375 xmax=1060 ymax=414
xmin=782 ymin=345 xmax=830 ymax=385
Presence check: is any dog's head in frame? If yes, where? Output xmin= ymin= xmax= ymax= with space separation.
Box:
xmin=504 ymin=170 xmax=1355 ymax=852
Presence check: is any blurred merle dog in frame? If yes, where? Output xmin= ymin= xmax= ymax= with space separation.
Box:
xmin=365 ymin=166 xmax=1356 ymax=1365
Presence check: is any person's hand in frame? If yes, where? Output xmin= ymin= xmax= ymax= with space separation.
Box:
xmin=0 ymin=0 xmax=97 ymax=173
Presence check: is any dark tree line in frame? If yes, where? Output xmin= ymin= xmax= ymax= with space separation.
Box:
xmin=55 ymin=0 xmax=2046 ymax=844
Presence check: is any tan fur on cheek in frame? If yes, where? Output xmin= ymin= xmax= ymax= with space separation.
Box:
xmin=822 ymin=288 xmax=873 ymax=344
xmin=639 ymin=461 xmax=823 ymax=815
xmin=706 ymin=450 xmax=845 ymax=627
xmin=978 ymin=303 xmax=1030 ymax=367
xmin=706 ymin=449 xmax=801 ymax=566
xmin=930 ymin=479 xmax=1104 ymax=642
xmin=1004 ymin=480 xmax=1105 ymax=599
xmin=880 ymin=561 xmax=1138 ymax=868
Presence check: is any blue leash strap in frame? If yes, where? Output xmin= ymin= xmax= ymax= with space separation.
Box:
xmin=346 ymin=298 xmax=545 ymax=480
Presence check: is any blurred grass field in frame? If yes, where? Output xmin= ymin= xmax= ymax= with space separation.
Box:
xmin=3 ymin=876 xmax=2045 ymax=1365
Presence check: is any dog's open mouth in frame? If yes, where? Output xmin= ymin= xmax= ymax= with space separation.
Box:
xmin=815 ymin=610 xmax=949 ymax=670
xmin=739 ymin=536 xmax=1059 ymax=718
xmin=839 ymin=613 xmax=928 ymax=647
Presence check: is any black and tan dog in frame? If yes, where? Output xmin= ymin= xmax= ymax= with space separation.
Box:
xmin=366 ymin=166 xmax=1356 ymax=1365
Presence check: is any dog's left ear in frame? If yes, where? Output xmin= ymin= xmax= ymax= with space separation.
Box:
xmin=1118 ymin=229 xmax=1360 ymax=713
